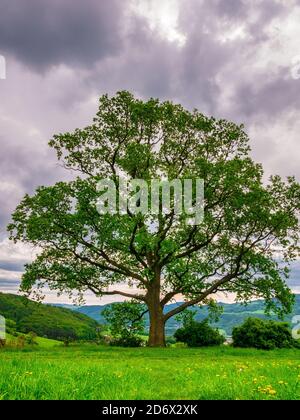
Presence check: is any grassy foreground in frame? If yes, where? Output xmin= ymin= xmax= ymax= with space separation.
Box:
xmin=0 ymin=345 xmax=299 ymax=400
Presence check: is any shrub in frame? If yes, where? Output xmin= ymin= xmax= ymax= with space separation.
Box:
xmin=26 ymin=331 xmax=38 ymax=345
xmin=103 ymin=301 xmax=146 ymax=347
xmin=174 ymin=319 xmax=225 ymax=347
xmin=17 ymin=335 xmax=26 ymax=348
xmin=165 ymin=336 xmax=176 ymax=345
xmin=62 ymin=337 xmax=72 ymax=347
xmin=232 ymin=318 xmax=299 ymax=350
xmin=111 ymin=335 xmax=144 ymax=347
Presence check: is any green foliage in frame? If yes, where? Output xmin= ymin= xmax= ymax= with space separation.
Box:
xmin=165 ymin=336 xmax=176 ymax=345
xmin=232 ymin=318 xmax=300 ymax=350
xmin=175 ymin=308 xmax=197 ymax=327
xmin=62 ymin=337 xmax=73 ymax=347
xmin=111 ymin=335 xmax=144 ymax=348
xmin=7 ymin=91 xmax=300 ymax=345
xmin=17 ymin=335 xmax=26 ymax=348
xmin=5 ymin=319 xmax=17 ymax=336
xmin=174 ymin=318 xmax=225 ymax=347
xmin=25 ymin=331 xmax=38 ymax=346
xmin=94 ymin=325 xmax=108 ymax=345
xmin=0 ymin=293 xmax=98 ymax=341
xmin=103 ymin=301 xmax=146 ymax=347
xmin=205 ymin=299 xmax=224 ymax=322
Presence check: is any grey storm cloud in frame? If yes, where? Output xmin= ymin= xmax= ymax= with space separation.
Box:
xmin=0 ymin=279 xmax=20 ymax=287
xmin=173 ymin=0 xmax=291 ymax=116
xmin=0 ymin=0 xmax=125 ymax=70
xmin=235 ymin=68 xmax=300 ymax=119
xmin=0 ymin=259 xmax=24 ymax=272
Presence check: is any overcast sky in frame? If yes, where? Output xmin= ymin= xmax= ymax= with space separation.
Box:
xmin=0 ymin=0 xmax=300 ymax=304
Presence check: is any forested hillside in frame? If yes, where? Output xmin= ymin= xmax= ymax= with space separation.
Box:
xmin=0 ymin=293 xmax=98 ymax=340
xmin=59 ymin=295 xmax=300 ymax=336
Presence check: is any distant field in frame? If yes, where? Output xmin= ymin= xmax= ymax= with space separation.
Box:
xmin=5 ymin=333 xmax=61 ymax=348
xmin=0 ymin=346 xmax=299 ymax=400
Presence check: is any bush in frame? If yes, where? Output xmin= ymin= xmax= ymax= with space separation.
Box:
xmin=17 ymin=335 xmax=26 ymax=348
xmin=103 ymin=301 xmax=146 ymax=347
xmin=26 ymin=331 xmax=38 ymax=345
xmin=232 ymin=318 xmax=299 ymax=350
xmin=62 ymin=337 xmax=73 ymax=347
xmin=165 ymin=336 xmax=176 ymax=345
xmin=111 ymin=335 xmax=144 ymax=347
xmin=174 ymin=319 xmax=225 ymax=347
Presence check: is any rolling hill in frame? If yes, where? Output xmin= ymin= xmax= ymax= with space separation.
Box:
xmin=56 ymin=294 xmax=300 ymax=336
xmin=0 ymin=293 xmax=99 ymax=341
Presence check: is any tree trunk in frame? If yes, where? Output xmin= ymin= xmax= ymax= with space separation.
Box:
xmin=146 ymin=268 xmax=166 ymax=347
xmin=147 ymin=284 xmax=166 ymax=346
xmin=148 ymin=307 xmax=166 ymax=347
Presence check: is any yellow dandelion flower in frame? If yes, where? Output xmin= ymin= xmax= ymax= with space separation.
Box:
xmin=269 ymin=389 xmax=277 ymax=396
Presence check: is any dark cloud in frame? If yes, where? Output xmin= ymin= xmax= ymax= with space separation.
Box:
xmin=173 ymin=0 xmax=291 ymax=117
xmin=0 ymin=0 xmax=125 ymax=71
xmin=0 ymin=260 xmax=24 ymax=272
xmin=0 ymin=279 xmax=20 ymax=287
xmin=234 ymin=68 xmax=300 ymax=119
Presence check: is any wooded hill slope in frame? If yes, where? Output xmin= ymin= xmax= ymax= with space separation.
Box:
xmin=0 ymin=292 xmax=98 ymax=341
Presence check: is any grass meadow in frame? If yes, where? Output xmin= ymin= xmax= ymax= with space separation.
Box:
xmin=0 ymin=344 xmax=299 ymax=400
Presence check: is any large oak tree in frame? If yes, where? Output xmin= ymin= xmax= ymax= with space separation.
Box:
xmin=8 ymin=91 xmax=300 ymax=346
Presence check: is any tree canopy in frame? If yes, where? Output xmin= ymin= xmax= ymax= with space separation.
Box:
xmin=8 ymin=91 xmax=300 ymax=346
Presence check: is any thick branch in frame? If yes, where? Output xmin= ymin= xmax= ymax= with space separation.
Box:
xmin=100 ymin=290 xmax=146 ymax=301
xmin=163 ymin=273 xmax=235 ymax=321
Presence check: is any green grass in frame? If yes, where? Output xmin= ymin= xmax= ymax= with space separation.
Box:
xmin=0 ymin=345 xmax=299 ymax=400
xmin=35 ymin=336 xmax=61 ymax=348
xmin=5 ymin=333 xmax=61 ymax=348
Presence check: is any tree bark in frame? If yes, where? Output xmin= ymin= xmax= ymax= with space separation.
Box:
xmin=146 ymin=274 xmax=166 ymax=347
xmin=148 ymin=306 xmax=166 ymax=347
